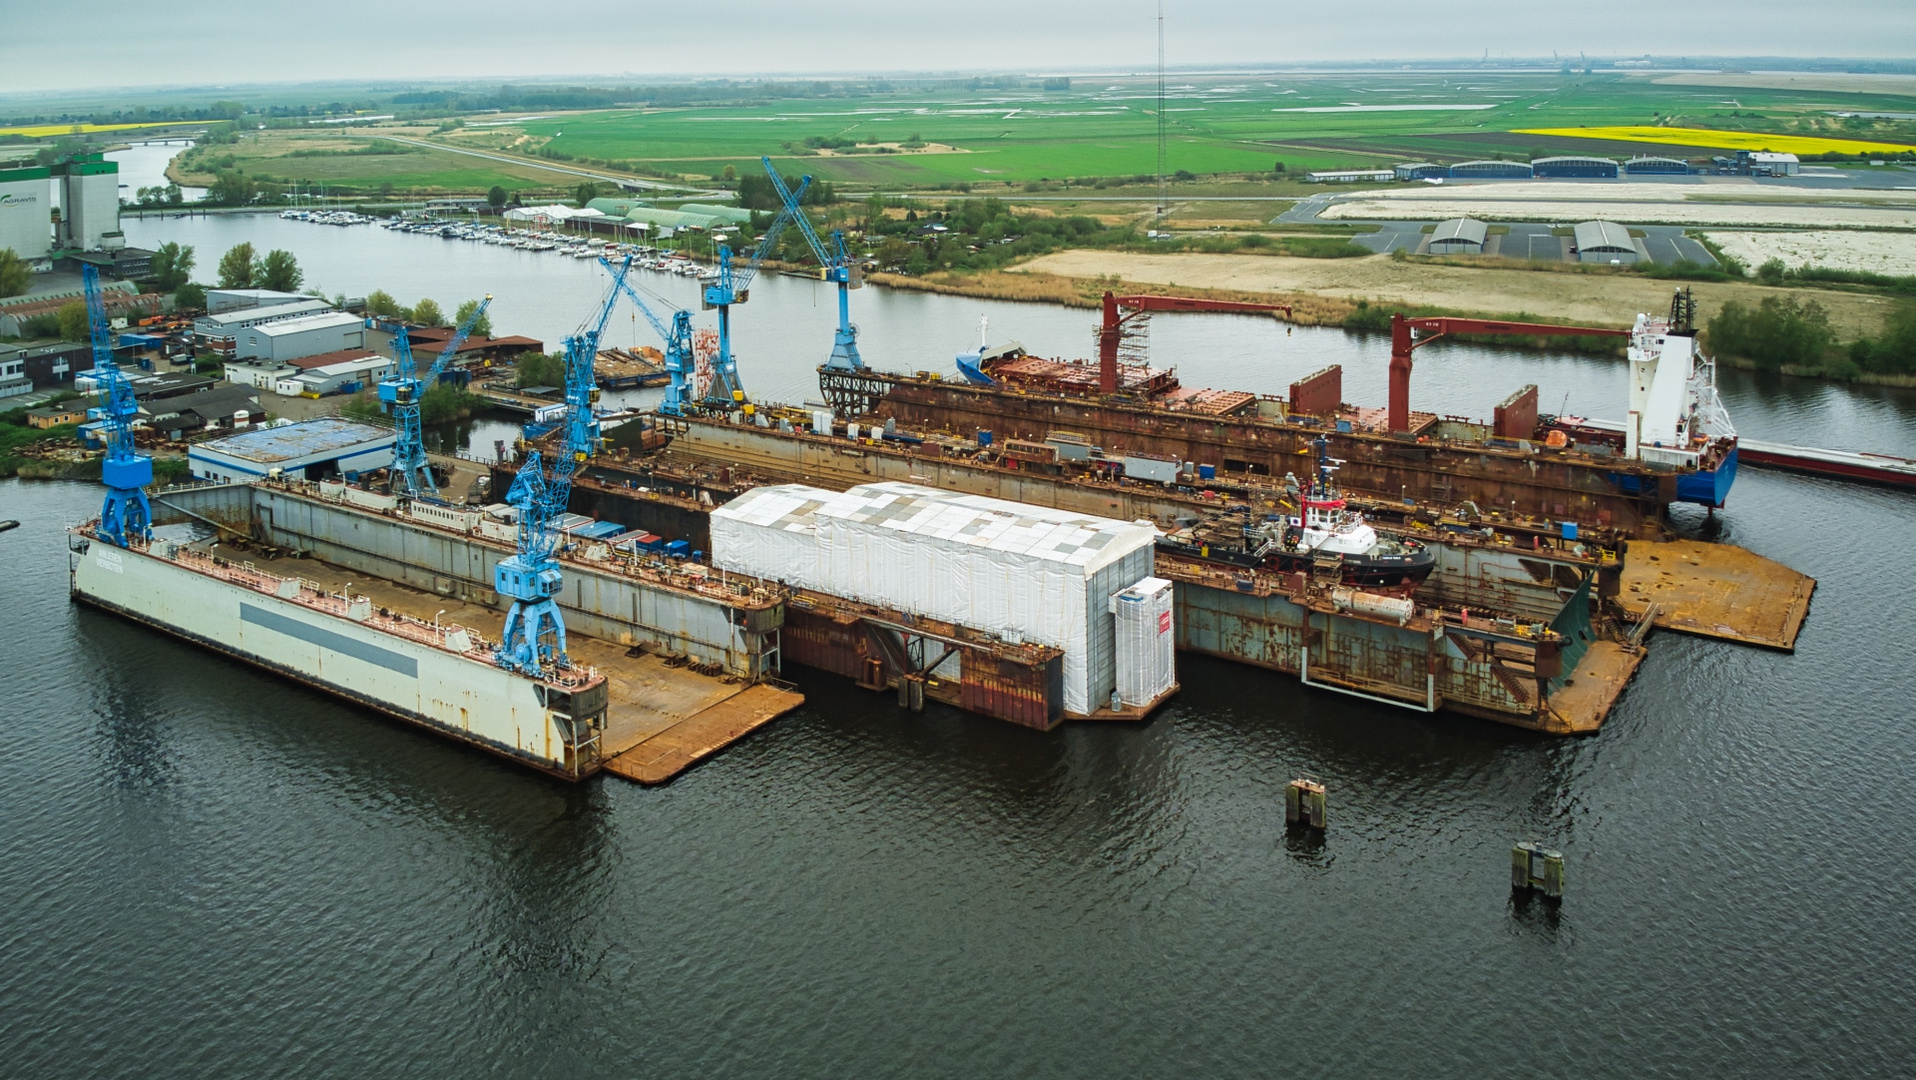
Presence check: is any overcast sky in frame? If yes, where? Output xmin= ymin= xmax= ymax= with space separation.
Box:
xmin=4 ymin=0 xmax=1913 ymax=94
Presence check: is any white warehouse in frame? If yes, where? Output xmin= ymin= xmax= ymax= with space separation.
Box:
xmin=711 ymin=481 xmax=1168 ymax=716
xmin=238 ymin=311 xmax=368 ymax=363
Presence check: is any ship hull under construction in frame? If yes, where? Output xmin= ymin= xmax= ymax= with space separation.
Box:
xmin=823 ymin=369 xmax=1673 ymax=535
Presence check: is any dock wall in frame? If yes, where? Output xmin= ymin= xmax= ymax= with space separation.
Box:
xmin=155 ymin=484 xmax=782 ymax=680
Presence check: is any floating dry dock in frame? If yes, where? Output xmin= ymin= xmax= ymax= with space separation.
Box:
xmin=559 ymin=411 xmax=1812 ymax=732
xmin=82 ymin=481 xmax=805 ymax=783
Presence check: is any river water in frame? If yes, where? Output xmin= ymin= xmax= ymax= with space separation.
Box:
xmin=3 ymin=216 xmax=1912 ymax=1078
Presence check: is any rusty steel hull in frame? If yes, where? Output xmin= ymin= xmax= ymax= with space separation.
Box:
xmin=782 ymin=604 xmax=1064 ymax=729
xmin=831 ymin=371 xmax=1668 ymax=533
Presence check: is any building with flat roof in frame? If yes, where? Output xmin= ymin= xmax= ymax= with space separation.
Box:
xmin=237 ymin=310 xmax=367 ymax=363
xmin=53 ymin=154 xmax=120 ymax=252
xmin=274 ymin=354 xmax=395 ymax=397
xmin=0 ymin=161 xmax=52 ymax=260
xmin=1429 ymin=217 xmax=1490 ymax=253
xmin=194 ymin=299 xmax=337 ymax=355
xmin=1573 ymin=220 xmax=1637 ymax=263
xmin=190 ymin=417 xmax=394 ymax=482
xmin=1304 ymin=169 xmax=1396 ymax=184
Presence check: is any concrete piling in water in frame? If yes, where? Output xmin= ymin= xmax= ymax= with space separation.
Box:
xmin=1285 ymin=779 xmax=1326 ymax=829
xmin=1511 ymin=842 xmax=1565 ymax=899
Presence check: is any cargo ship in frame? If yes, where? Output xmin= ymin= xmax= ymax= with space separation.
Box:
xmin=68 ymin=525 xmax=611 ymax=779
xmin=816 ymin=289 xmax=1736 ymax=536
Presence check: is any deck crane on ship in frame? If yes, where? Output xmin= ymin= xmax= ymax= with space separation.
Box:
xmin=599 ymin=257 xmax=697 ymax=416
xmin=377 ymin=295 xmax=494 ymax=497
xmin=492 ymin=256 xmax=635 ymax=676
xmin=761 ymin=155 xmax=864 ymax=372
xmin=81 ymin=264 xmax=152 ymax=547
xmin=699 ymin=170 xmax=808 ymax=411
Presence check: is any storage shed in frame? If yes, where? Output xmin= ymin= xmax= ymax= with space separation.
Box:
xmin=711 ymin=481 xmax=1160 ymax=716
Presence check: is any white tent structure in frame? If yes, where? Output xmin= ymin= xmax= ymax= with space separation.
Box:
xmin=711 ymin=481 xmax=1161 ymax=715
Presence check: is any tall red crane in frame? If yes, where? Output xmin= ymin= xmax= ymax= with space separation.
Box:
xmin=1097 ymin=292 xmax=1294 ymax=393
xmin=1386 ymin=314 xmax=1630 ymax=432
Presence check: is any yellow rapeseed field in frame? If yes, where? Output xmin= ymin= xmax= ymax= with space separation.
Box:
xmin=0 ymin=121 xmax=186 ymax=139
xmin=1515 ymin=126 xmax=1916 ymax=155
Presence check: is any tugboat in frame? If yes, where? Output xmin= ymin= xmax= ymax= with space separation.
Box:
xmin=1159 ymin=434 xmax=1437 ymax=596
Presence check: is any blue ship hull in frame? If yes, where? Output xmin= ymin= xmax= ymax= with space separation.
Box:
xmin=1675 ymin=445 xmax=1738 ymax=508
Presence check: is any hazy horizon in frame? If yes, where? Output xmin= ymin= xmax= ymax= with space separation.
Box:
xmin=4 ymin=0 xmax=1913 ymax=95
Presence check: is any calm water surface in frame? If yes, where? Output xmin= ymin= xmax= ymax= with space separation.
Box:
xmin=1 ymin=217 xmax=1911 ymax=1078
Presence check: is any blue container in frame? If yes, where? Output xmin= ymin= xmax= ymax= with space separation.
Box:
xmin=1335 ymin=419 xmax=1352 ymax=434
xmin=1197 ymin=464 xmax=1217 ymax=480
xmin=976 ymin=429 xmax=993 ymax=447
xmin=1560 ymin=521 xmax=1578 ymax=540
xmin=664 ymin=539 xmax=691 ymax=558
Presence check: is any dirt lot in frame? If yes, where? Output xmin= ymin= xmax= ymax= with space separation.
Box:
xmin=1705 ymin=230 xmax=1916 ymax=276
xmin=1012 ymin=250 xmax=1899 ymax=337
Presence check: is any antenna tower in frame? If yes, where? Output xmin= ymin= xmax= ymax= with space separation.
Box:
xmin=1156 ymin=0 xmax=1167 ymax=218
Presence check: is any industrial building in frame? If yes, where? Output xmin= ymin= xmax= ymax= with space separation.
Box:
xmin=1531 ymin=156 xmax=1620 ymax=179
xmin=224 ymin=347 xmax=381 ymax=391
xmin=1573 ymin=220 xmax=1638 ymax=263
xmin=1748 ymin=151 xmax=1801 ymax=176
xmin=189 ymin=418 xmax=394 ymax=482
xmin=0 ymin=349 xmax=30 ymax=398
xmin=52 ymin=154 xmax=121 ymax=252
xmin=1428 ymin=217 xmax=1490 ymax=254
xmin=1394 ymin=163 xmax=1447 ymax=181
xmin=0 ymin=341 xmax=91 ymax=389
xmin=236 ymin=310 xmax=367 ymax=362
xmin=144 ymin=385 xmax=265 ymax=441
xmin=194 ymin=299 xmax=338 ymax=356
xmin=0 ymin=161 xmax=51 ymax=260
xmin=1625 ymin=156 xmax=1693 ymax=175
xmin=207 ymin=288 xmax=313 ymax=315
xmin=1304 ymin=169 xmax=1396 ymax=184
xmin=1447 ymin=160 xmax=1534 ymax=179
xmin=273 ymin=353 xmax=395 ymax=397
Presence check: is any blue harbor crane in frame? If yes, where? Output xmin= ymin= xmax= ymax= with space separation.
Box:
xmin=699 ymin=174 xmax=809 ymax=409
xmin=82 ymin=264 xmax=152 ymax=547
xmin=761 ymin=155 xmax=865 ymax=372
xmin=492 ymin=257 xmax=633 ymax=676
xmin=600 ymin=257 xmax=696 ymax=416
xmin=378 ymin=295 xmax=493 ymax=497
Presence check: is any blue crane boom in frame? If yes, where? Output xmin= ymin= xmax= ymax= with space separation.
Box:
xmin=83 ymin=264 xmax=152 ymax=547
xmin=601 ymin=257 xmax=696 ymax=416
xmin=492 ymin=257 xmax=633 ymax=676
xmin=763 ymin=156 xmax=864 ymax=372
xmin=699 ymin=175 xmax=809 ymax=409
xmin=378 ymin=295 xmax=493 ymax=497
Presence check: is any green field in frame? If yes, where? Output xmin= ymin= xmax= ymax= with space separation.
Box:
xmin=88 ymin=71 xmax=1916 ymax=198
xmin=486 ymin=72 xmax=1916 ymax=188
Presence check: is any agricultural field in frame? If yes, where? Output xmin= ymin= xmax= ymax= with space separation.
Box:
xmin=71 ymin=71 xmax=1916 ymax=200
xmin=465 ymin=71 xmax=1916 ymax=190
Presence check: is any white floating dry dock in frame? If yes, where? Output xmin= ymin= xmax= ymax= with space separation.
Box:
xmin=69 ymin=527 xmax=610 ymax=779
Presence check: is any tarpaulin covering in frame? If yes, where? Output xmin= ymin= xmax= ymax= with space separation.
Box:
xmin=711 ymin=482 xmax=1156 ymax=714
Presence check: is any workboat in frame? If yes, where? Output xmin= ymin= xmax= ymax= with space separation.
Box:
xmin=1159 ymin=434 xmax=1436 ymax=595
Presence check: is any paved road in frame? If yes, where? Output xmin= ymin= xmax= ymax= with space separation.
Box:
xmin=374 ymin=136 xmax=722 ymax=197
